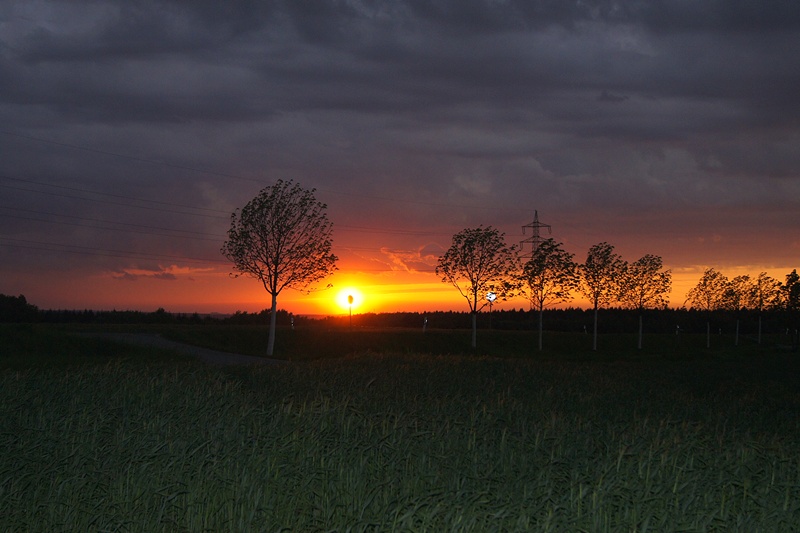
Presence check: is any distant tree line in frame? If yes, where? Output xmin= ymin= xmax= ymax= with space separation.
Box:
xmin=0 ymin=298 xmax=307 ymax=327
xmin=0 ymin=294 xmax=38 ymax=322
xmin=337 ymin=307 xmax=796 ymax=338
xmin=3 ymin=293 xmax=797 ymax=351
xmin=0 ymin=302 xmax=211 ymax=325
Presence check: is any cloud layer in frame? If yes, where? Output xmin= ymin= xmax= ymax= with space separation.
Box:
xmin=1 ymin=1 xmax=799 ymax=310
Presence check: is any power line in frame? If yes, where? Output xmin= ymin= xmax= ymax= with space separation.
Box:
xmin=0 ymin=207 xmax=440 ymax=256
xmin=0 ymin=174 xmax=229 ymax=215
xmin=1 ymin=130 xmax=529 ymax=214
xmin=0 ymin=181 xmax=230 ymax=220
xmin=0 ymin=211 xmax=223 ymax=242
xmin=0 ymin=236 xmax=229 ymax=265
xmin=0 ymin=175 xmax=231 ymax=220
xmin=0 ymin=237 xmax=438 ymax=273
xmin=0 ymin=174 xmax=455 ymax=236
xmin=0 ymin=130 xmax=256 ymax=183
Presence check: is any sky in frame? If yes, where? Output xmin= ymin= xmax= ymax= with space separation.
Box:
xmin=1 ymin=1 xmax=799 ymax=316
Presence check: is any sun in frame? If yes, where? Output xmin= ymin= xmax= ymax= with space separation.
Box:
xmin=336 ymin=287 xmax=364 ymax=312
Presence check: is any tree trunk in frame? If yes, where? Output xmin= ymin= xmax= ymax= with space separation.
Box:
xmin=538 ymin=305 xmax=544 ymax=351
xmin=267 ymin=292 xmax=278 ymax=357
xmin=471 ymin=311 xmax=477 ymax=349
xmin=758 ymin=315 xmax=762 ymax=345
xmin=592 ymin=304 xmax=598 ymax=351
xmin=637 ymin=313 xmax=643 ymax=350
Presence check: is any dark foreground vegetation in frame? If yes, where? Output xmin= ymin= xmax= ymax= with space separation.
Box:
xmin=2 ymin=323 xmax=800 ymax=531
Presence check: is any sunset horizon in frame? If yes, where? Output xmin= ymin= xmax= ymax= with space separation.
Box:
xmin=6 ymin=248 xmax=796 ymax=317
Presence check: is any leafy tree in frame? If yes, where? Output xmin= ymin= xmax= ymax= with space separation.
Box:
xmin=436 ymin=226 xmax=519 ymax=348
xmin=784 ymin=269 xmax=800 ymax=351
xmin=221 ymin=180 xmax=338 ymax=356
xmin=578 ymin=242 xmax=625 ymax=351
xmin=749 ymin=272 xmax=783 ymax=344
xmin=687 ymin=268 xmax=731 ymax=348
xmin=784 ymin=269 xmax=800 ymax=311
xmin=687 ymin=268 xmax=731 ymax=312
xmin=728 ymin=275 xmax=755 ymax=311
xmin=521 ymin=238 xmax=578 ymax=351
xmin=617 ymin=254 xmax=672 ymax=349
xmin=727 ymin=274 xmax=756 ymax=346
xmin=752 ymin=272 xmax=783 ymax=311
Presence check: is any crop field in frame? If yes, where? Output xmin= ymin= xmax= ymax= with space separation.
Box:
xmin=1 ymin=324 xmax=800 ymax=531
xmin=156 ymin=322 xmax=789 ymax=361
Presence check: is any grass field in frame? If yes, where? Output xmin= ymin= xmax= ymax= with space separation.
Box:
xmin=1 ymin=324 xmax=799 ymax=531
xmin=156 ymin=322 xmax=789 ymax=361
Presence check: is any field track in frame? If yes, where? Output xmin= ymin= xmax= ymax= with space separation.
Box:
xmin=80 ymin=332 xmax=284 ymax=365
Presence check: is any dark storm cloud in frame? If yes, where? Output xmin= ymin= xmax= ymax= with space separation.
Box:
xmin=6 ymin=1 xmax=799 ymax=131
xmin=1 ymin=0 xmax=799 ymax=295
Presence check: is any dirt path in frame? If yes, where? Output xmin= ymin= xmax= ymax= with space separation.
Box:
xmin=84 ymin=332 xmax=285 ymax=366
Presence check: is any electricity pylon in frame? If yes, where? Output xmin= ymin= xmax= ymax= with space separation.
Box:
xmin=520 ymin=210 xmax=551 ymax=259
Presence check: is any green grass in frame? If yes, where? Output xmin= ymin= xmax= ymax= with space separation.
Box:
xmin=0 ymin=324 xmax=193 ymax=369
xmin=1 ymin=325 xmax=799 ymax=531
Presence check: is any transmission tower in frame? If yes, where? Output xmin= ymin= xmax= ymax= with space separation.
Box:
xmin=520 ymin=210 xmax=551 ymax=258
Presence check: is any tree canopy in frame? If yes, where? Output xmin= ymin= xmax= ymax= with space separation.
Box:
xmin=784 ymin=270 xmax=800 ymax=311
xmin=751 ymin=272 xmax=783 ymax=311
xmin=618 ymin=254 xmax=671 ymax=312
xmin=687 ymin=268 xmax=731 ymax=312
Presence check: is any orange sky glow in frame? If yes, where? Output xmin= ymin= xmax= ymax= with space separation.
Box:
xmin=214 ymin=264 xmax=797 ymax=316
xmin=6 ymin=256 xmax=794 ymax=317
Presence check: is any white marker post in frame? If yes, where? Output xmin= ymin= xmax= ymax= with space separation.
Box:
xmin=486 ymin=291 xmax=497 ymax=330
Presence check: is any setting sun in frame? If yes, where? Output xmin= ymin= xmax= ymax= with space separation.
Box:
xmin=336 ymin=287 xmax=364 ymax=312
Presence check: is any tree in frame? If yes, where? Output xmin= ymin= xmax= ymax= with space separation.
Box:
xmin=578 ymin=242 xmax=625 ymax=351
xmin=727 ymin=274 xmax=754 ymax=346
xmin=521 ymin=238 xmax=578 ymax=351
xmin=687 ymin=268 xmax=731 ymax=312
xmin=750 ymin=272 xmax=782 ymax=344
xmin=783 ymin=269 xmax=800 ymax=311
xmin=687 ymin=268 xmax=731 ymax=348
xmin=0 ymin=294 xmax=38 ymax=322
xmin=783 ymin=269 xmax=800 ymax=351
xmin=436 ymin=226 xmax=519 ymax=348
xmin=617 ymin=254 xmax=672 ymax=350
xmin=752 ymin=272 xmax=783 ymax=311
xmin=728 ymin=275 xmax=755 ymax=310
xmin=221 ymin=180 xmax=338 ymax=356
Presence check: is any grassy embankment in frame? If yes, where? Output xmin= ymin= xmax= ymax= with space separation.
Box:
xmin=1 ymin=323 xmax=799 ymax=531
